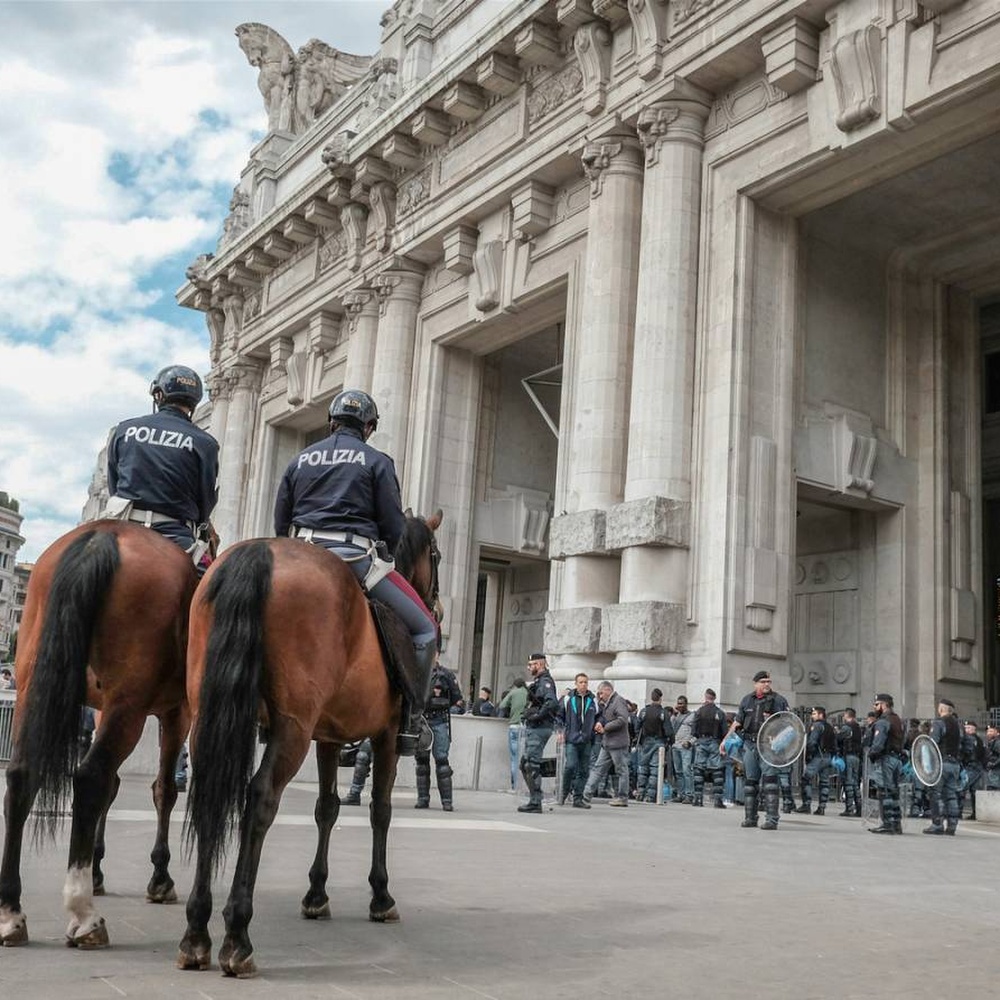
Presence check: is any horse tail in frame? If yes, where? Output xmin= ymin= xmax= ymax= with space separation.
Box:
xmin=186 ymin=540 xmax=273 ymax=874
xmin=22 ymin=529 xmax=120 ymax=841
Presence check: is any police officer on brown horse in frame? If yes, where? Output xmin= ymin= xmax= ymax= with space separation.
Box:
xmin=274 ymin=388 xmax=438 ymax=753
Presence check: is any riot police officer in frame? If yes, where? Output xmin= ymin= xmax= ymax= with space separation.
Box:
xmin=726 ymin=670 xmax=791 ymax=831
xmin=924 ymin=698 xmax=961 ymax=836
xmin=868 ymin=693 xmax=905 ymax=835
xmin=273 ymin=389 xmax=439 ymax=755
xmin=837 ymin=707 xmax=863 ymax=817
xmin=798 ymin=706 xmax=836 ymax=815
xmin=414 ymin=661 xmax=463 ymax=811
xmin=960 ymin=719 xmax=986 ymax=820
xmin=691 ymin=689 xmax=727 ymax=808
xmin=107 ymin=364 xmax=219 ymax=560
xmin=342 ymin=738 xmax=373 ymax=806
xmin=985 ymin=723 xmax=1000 ymax=790
xmin=518 ymin=653 xmax=559 ymax=813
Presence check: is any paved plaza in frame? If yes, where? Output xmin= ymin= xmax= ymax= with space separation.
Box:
xmin=0 ymin=774 xmax=998 ymax=999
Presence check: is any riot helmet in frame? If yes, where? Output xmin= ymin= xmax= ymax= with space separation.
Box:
xmin=328 ymin=389 xmax=379 ymax=432
xmin=150 ymin=365 xmax=203 ymax=409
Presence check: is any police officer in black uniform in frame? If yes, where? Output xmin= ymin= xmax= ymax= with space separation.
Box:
xmin=413 ymin=661 xmax=463 ymax=810
xmin=691 ymin=689 xmax=727 ymax=808
xmin=924 ymin=698 xmax=962 ymax=836
xmin=798 ymin=706 xmax=837 ymax=815
xmin=726 ymin=670 xmax=791 ymax=831
xmin=960 ymin=719 xmax=986 ymax=820
xmin=518 ymin=653 xmax=559 ymax=813
xmin=868 ymin=693 xmax=905 ymax=835
xmin=107 ymin=364 xmax=219 ymax=559
xmin=273 ymin=389 xmax=439 ymax=755
xmin=985 ymin=723 xmax=1000 ymax=790
xmin=837 ymin=708 xmax=863 ymax=817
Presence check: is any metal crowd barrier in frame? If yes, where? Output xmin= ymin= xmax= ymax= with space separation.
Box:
xmin=0 ymin=694 xmax=15 ymax=763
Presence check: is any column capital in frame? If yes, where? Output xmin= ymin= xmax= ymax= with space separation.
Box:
xmin=636 ymin=98 xmax=711 ymax=165
xmin=371 ymin=268 xmax=423 ymax=316
xmin=581 ymin=132 xmax=643 ymax=199
xmin=207 ymin=371 xmax=235 ymax=404
xmin=343 ymin=287 xmax=378 ymax=332
xmin=228 ymin=359 xmax=264 ymax=393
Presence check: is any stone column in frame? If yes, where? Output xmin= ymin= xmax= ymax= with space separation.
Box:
xmin=368 ymin=269 xmax=423 ymax=479
xmin=213 ymin=360 xmax=263 ymax=550
xmin=545 ymin=131 xmax=643 ymax=680
xmin=603 ymin=92 xmax=711 ymax=691
xmin=207 ymin=370 xmax=233 ymax=446
xmin=342 ymin=288 xmax=379 ymax=393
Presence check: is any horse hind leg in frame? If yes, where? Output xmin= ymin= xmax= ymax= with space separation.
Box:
xmin=92 ymin=774 xmax=120 ymax=896
xmin=368 ymin=730 xmax=399 ymax=924
xmin=147 ymin=707 xmax=187 ymax=904
xmin=0 ymin=755 xmax=42 ymax=946
xmin=301 ymin=742 xmax=341 ymax=920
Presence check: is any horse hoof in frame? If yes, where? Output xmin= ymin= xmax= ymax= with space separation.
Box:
xmin=301 ymin=901 xmax=331 ymax=920
xmin=67 ymin=918 xmax=109 ymax=950
xmin=92 ymin=885 xmax=106 ymax=897
xmin=220 ymin=948 xmax=257 ymax=979
xmin=0 ymin=920 xmax=28 ymax=947
xmin=369 ymin=906 xmax=400 ymax=923
xmin=146 ymin=884 xmax=178 ymax=904
xmin=177 ymin=946 xmax=211 ymax=971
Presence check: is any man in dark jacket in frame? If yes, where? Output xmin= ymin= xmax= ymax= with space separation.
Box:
xmin=797 ymin=706 xmax=837 ymax=815
xmin=691 ymin=688 xmax=727 ymax=808
xmin=557 ymin=673 xmax=597 ymax=808
xmin=636 ymin=689 xmax=672 ymax=803
xmin=518 ymin=653 xmax=559 ymax=813
xmin=582 ymin=681 xmax=632 ymax=808
xmin=868 ymin=693 xmax=905 ymax=835
xmin=924 ymin=698 xmax=962 ymax=836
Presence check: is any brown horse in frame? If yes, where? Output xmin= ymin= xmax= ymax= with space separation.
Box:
xmin=0 ymin=522 xmax=196 ymax=947
xmin=177 ymin=511 xmax=441 ymax=978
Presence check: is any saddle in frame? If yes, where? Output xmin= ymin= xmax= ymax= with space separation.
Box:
xmin=368 ymin=599 xmax=420 ymax=704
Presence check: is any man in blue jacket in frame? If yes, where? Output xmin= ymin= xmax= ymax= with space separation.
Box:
xmin=557 ymin=673 xmax=597 ymax=808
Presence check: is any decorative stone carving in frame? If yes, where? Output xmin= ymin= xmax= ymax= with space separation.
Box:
xmin=206 ymin=307 xmax=225 ymax=367
xmin=321 ymin=133 xmax=354 ymax=178
xmin=573 ymin=23 xmax=613 ymax=116
xmin=513 ymin=21 xmax=562 ymax=67
xmin=761 ymin=17 xmax=820 ymax=96
xmin=581 ymin=139 xmax=623 ymax=198
xmin=222 ymin=292 xmax=245 ymax=352
xmin=527 ymin=63 xmax=583 ymax=126
xmin=511 ymin=180 xmax=556 ymax=241
xmin=672 ymin=0 xmax=717 ymax=27
xmin=243 ymin=289 xmax=262 ymax=323
xmin=235 ymin=23 xmax=372 ymax=135
xmin=705 ymin=73 xmax=787 ymax=139
xmin=476 ymin=53 xmax=521 ymax=96
xmin=308 ymin=311 xmax=342 ymax=354
xmin=627 ymin=0 xmax=669 ymax=80
xmin=557 ymin=0 xmax=593 ymax=30
xmin=830 ymin=25 xmax=881 ymax=132
xmin=593 ymin=0 xmax=630 ymax=26
xmin=217 ymin=186 xmax=251 ymax=251
xmin=340 ymin=202 xmax=369 ymax=272
xmin=442 ymin=80 xmax=487 ymax=121
xmin=382 ymin=132 xmax=423 ymax=171
xmin=186 ymin=253 xmax=214 ymax=286
xmin=318 ymin=231 xmax=346 ymax=270
xmin=262 ymin=232 xmax=296 ymax=260
xmin=397 ymin=166 xmax=432 ymax=216
xmin=472 ymin=240 xmax=503 ymax=312
xmin=343 ymin=288 xmax=374 ymax=334
xmin=285 ymin=352 xmax=308 ymax=405
xmin=636 ymin=98 xmax=710 ymax=165
xmin=369 ymin=181 xmax=397 ymax=252
xmin=268 ymin=336 xmax=292 ymax=381
xmin=303 ymin=198 xmax=339 ymax=229
xmin=282 ymin=216 xmax=317 ymax=245
xmin=410 ymin=108 xmax=451 ymax=146
xmin=443 ymin=224 xmax=478 ymax=275
xmin=227 ymin=262 xmax=259 ymax=288
xmin=244 ymin=248 xmax=278 ymax=274
xmin=371 ymin=272 xmax=400 ymax=317
xmin=207 ymin=370 xmax=235 ymax=404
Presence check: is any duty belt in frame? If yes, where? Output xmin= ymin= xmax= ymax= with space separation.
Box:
xmin=127 ymin=507 xmax=196 ymax=534
xmin=294 ymin=527 xmax=375 ymax=549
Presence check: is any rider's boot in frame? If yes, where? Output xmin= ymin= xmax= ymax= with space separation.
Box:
xmin=397 ymin=640 xmax=436 ymax=757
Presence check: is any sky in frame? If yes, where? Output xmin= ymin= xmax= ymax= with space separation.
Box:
xmin=0 ymin=1 xmax=386 ymax=561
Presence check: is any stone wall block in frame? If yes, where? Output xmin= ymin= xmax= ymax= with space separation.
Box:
xmin=548 ymin=509 xmax=608 ymax=558
xmin=605 ymin=496 xmax=690 ymax=550
xmin=544 ymin=607 xmax=603 ymax=654
xmin=600 ymin=601 xmax=685 ymax=653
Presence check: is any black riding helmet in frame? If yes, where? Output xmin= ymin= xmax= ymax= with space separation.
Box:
xmin=329 ymin=388 xmax=379 ymax=431
xmin=150 ymin=365 xmax=203 ymax=409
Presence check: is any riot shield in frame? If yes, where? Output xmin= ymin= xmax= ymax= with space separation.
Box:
xmin=757 ymin=711 xmax=807 ymax=769
xmin=911 ymin=734 xmax=943 ymax=787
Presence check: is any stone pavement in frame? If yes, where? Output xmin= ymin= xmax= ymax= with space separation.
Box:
xmin=1 ymin=775 xmax=999 ymax=1000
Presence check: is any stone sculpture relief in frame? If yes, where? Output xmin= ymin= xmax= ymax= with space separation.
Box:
xmin=236 ymin=22 xmax=373 ymax=135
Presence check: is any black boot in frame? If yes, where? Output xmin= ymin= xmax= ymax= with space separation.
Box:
xmin=945 ymin=817 xmax=958 ymax=835
xmin=518 ymin=763 xmax=543 ymax=812
xmin=414 ymin=755 xmax=431 ymax=808
xmin=436 ymin=764 xmax=454 ymax=812
xmin=742 ymin=789 xmax=759 ymax=828
xmin=397 ymin=641 xmax=437 ymax=757
xmin=923 ymin=823 xmax=944 ymax=834
xmin=761 ymin=785 xmax=780 ymax=830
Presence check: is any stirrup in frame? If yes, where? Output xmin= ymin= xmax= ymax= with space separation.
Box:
xmin=397 ymin=718 xmax=433 ymax=757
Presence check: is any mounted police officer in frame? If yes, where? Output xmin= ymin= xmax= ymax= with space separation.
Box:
xmin=691 ymin=689 xmax=727 ymax=808
xmin=798 ymin=706 xmax=836 ymax=815
xmin=837 ymin=707 xmax=863 ymax=817
xmin=924 ymin=698 xmax=962 ymax=836
xmin=273 ymin=388 xmax=439 ymax=756
xmin=106 ymin=364 xmax=219 ymax=564
xmin=868 ymin=693 xmax=905 ymax=835
xmin=414 ymin=660 xmax=463 ymax=811
xmin=518 ymin=653 xmax=559 ymax=813
xmin=726 ymin=670 xmax=790 ymax=831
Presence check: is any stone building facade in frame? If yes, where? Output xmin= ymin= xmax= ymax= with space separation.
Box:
xmin=179 ymin=0 xmax=1000 ymax=717
xmin=0 ymin=494 xmax=26 ymax=661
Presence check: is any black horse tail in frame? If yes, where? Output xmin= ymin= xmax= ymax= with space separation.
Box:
xmin=185 ymin=540 xmax=273 ymax=874
xmin=22 ymin=529 xmax=120 ymax=841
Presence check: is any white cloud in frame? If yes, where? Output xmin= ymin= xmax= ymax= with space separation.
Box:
xmin=0 ymin=2 xmax=385 ymax=560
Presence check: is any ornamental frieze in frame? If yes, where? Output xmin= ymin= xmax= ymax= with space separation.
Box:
xmin=318 ymin=232 xmax=346 ymax=271
xmin=704 ymin=73 xmax=787 ymax=140
xmin=527 ymin=63 xmax=583 ymax=126
xmin=397 ymin=167 xmax=432 ymax=216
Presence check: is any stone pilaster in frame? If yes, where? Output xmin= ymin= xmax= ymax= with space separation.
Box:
xmin=368 ymin=269 xmax=424 ymax=478
xmin=343 ymin=289 xmax=379 ymax=393
xmin=605 ymin=92 xmax=711 ymax=685
xmin=213 ymin=361 xmax=263 ymax=550
xmin=546 ymin=131 xmax=643 ymax=680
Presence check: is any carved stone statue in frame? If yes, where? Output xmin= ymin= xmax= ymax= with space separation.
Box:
xmin=236 ymin=23 xmax=373 ymax=135
xmin=218 ymin=186 xmax=252 ymax=250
